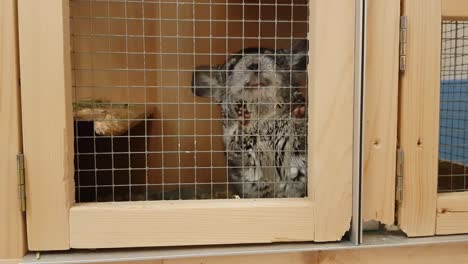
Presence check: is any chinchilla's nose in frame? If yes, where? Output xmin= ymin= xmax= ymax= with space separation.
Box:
xmin=248 ymin=74 xmax=270 ymax=87
xmin=248 ymin=77 xmax=264 ymax=87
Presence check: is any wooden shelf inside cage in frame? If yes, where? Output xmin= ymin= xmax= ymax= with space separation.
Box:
xmin=73 ymin=100 xmax=152 ymax=136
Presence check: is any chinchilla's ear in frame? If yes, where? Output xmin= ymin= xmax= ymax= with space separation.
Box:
xmin=292 ymin=39 xmax=308 ymax=54
xmin=191 ymin=65 xmax=225 ymax=100
xmin=290 ymin=39 xmax=308 ymax=71
xmin=288 ymin=39 xmax=308 ymax=87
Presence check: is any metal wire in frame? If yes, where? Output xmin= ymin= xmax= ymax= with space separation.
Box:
xmin=71 ymin=0 xmax=309 ymax=202
xmin=438 ymin=21 xmax=468 ymax=193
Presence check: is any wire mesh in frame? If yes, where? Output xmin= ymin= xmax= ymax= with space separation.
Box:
xmin=438 ymin=21 xmax=468 ymax=192
xmin=71 ymin=0 xmax=309 ymax=202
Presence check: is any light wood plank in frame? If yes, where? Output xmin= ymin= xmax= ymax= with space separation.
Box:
xmin=397 ymin=0 xmax=441 ymax=237
xmin=436 ymin=192 xmax=468 ymax=235
xmin=21 ymin=243 xmax=468 ymax=264
xmin=319 ymin=243 xmax=468 ymax=264
xmin=308 ymin=0 xmax=355 ymax=241
xmin=437 ymin=192 xmax=468 ymax=212
xmin=436 ymin=211 xmax=468 ymax=235
xmin=101 ymin=262 xmax=162 ymax=264
xmin=70 ymin=199 xmax=315 ymax=248
xmin=165 ymin=253 xmax=317 ymax=264
xmin=135 ymin=243 xmax=468 ymax=264
xmin=17 ymin=0 xmax=75 ymax=250
xmin=362 ymin=0 xmax=400 ymax=225
xmin=0 ymin=260 xmax=22 ymax=264
xmin=98 ymin=262 xmax=162 ymax=264
xmin=0 ymin=0 xmax=27 ymax=259
xmin=442 ymin=0 xmax=468 ymax=21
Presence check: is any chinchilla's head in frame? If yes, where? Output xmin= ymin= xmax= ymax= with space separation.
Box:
xmin=192 ymin=39 xmax=308 ymax=103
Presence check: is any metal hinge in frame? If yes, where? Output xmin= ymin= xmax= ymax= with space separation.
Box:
xmin=399 ymin=16 xmax=408 ymax=72
xmin=17 ymin=153 xmax=26 ymax=212
xmin=396 ymin=148 xmax=404 ymax=202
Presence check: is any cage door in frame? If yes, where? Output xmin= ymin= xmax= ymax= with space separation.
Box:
xmin=398 ymin=0 xmax=468 ymax=237
xmin=18 ymin=0 xmax=357 ymax=250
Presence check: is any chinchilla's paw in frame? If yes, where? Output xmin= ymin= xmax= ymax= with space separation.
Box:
xmin=237 ymin=104 xmax=251 ymax=126
xmin=292 ymin=106 xmax=306 ymax=118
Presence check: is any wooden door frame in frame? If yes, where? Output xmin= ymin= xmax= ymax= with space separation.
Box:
xmin=435 ymin=0 xmax=468 ymax=236
xmin=18 ymin=0 xmax=357 ymax=250
xmin=0 ymin=0 xmax=27 ymax=259
xmin=398 ymin=0 xmax=468 ymax=237
xmin=362 ymin=0 xmax=400 ymax=226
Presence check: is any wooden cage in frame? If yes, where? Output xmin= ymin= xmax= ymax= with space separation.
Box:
xmin=3 ymin=0 xmax=468 ymax=259
xmin=396 ymin=0 xmax=468 ymax=236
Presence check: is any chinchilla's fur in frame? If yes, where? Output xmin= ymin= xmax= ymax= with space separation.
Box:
xmin=192 ymin=40 xmax=308 ymax=198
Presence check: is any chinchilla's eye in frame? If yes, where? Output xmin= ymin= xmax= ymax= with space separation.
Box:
xmin=247 ymin=63 xmax=259 ymax=71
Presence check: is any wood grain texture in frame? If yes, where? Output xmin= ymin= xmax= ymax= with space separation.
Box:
xmin=19 ymin=243 xmax=468 ymax=264
xmin=0 ymin=0 xmax=27 ymax=259
xmin=17 ymin=0 xmax=75 ymax=250
xmin=436 ymin=211 xmax=468 ymax=235
xmin=99 ymin=262 xmax=162 ymax=264
xmin=398 ymin=0 xmax=441 ymax=237
xmin=436 ymin=192 xmax=468 ymax=235
xmin=362 ymin=0 xmax=400 ymax=225
xmin=437 ymin=191 xmax=468 ymax=212
xmin=69 ymin=199 xmax=315 ymax=248
xmin=442 ymin=0 xmax=468 ymax=20
xmin=101 ymin=243 xmax=468 ymax=264
xmin=0 ymin=260 xmax=22 ymax=264
xmin=164 ymin=252 xmax=317 ymax=264
xmin=319 ymin=243 xmax=468 ymax=264
xmin=308 ymin=0 xmax=354 ymax=241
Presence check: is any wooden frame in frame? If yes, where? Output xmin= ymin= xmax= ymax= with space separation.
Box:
xmin=165 ymin=243 xmax=468 ymax=264
xmin=0 ymin=0 xmax=27 ymax=260
xmin=397 ymin=0 xmax=441 ymax=237
xmin=18 ymin=0 xmax=356 ymax=250
xmin=17 ymin=0 xmax=75 ymax=250
xmin=398 ymin=0 xmax=468 ymax=237
xmin=363 ymin=0 xmax=400 ymax=225
xmin=437 ymin=192 xmax=468 ymax=234
xmin=442 ymin=0 xmax=468 ymax=21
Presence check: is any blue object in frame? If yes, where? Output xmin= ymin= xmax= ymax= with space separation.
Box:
xmin=439 ymin=80 xmax=468 ymax=166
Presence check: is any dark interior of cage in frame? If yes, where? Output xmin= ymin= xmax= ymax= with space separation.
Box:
xmin=71 ymin=0 xmax=309 ymax=202
xmin=438 ymin=21 xmax=468 ymax=193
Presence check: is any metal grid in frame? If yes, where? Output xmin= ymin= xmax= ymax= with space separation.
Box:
xmin=438 ymin=21 xmax=468 ymax=192
xmin=71 ymin=0 xmax=309 ymax=202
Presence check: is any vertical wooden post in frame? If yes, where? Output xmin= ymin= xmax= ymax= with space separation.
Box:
xmin=398 ymin=0 xmax=441 ymax=236
xmin=17 ymin=0 xmax=74 ymax=250
xmin=0 ymin=0 xmax=27 ymax=260
xmin=363 ymin=0 xmax=400 ymax=225
xmin=309 ymin=0 xmax=355 ymax=241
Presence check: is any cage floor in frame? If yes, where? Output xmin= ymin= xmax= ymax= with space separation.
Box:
xmin=78 ymin=184 xmax=236 ymax=202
